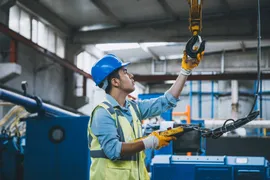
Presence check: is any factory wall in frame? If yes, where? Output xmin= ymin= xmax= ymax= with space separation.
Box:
xmin=0 ymin=8 xmax=70 ymax=118
xmin=1 ymin=42 xmax=66 ymax=106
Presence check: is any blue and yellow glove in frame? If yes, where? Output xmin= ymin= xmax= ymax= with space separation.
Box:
xmin=181 ymin=48 xmax=204 ymax=76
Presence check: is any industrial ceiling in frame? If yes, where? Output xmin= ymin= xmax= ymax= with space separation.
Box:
xmin=16 ymin=0 xmax=270 ymax=77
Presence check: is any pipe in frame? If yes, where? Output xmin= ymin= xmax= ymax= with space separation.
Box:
xmin=189 ymin=81 xmax=193 ymax=117
xmin=221 ymin=50 xmax=225 ymax=73
xmin=260 ymin=79 xmax=263 ymax=118
xmin=198 ymin=80 xmax=202 ymax=118
xmin=211 ymin=80 xmax=214 ymax=119
xmin=254 ymin=80 xmax=258 ymax=111
xmin=9 ymin=111 xmax=29 ymax=135
xmin=0 ymin=88 xmax=79 ymax=117
xmin=0 ymin=102 xmax=14 ymax=106
xmin=0 ymin=105 xmax=25 ymax=126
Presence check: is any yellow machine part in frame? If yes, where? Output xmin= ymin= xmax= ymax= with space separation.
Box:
xmin=187 ymin=0 xmax=203 ymax=36
xmin=159 ymin=127 xmax=184 ymax=136
xmin=134 ymin=126 xmax=185 ymax=142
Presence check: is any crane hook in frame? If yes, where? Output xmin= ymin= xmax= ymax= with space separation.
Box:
xmin=185 ymin=35 xmax=206 ymax=59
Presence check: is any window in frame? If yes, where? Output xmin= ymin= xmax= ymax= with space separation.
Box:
xmin=75 ymin=51 xmax=97 ymax=96
xmin=32 ymin=19 xmax=38 ymax=43
xmin=48 ymin=28 xmax=56 ymax=53
xmin=9 ymin=6 xmax=20 ymax=32
xmin=19 ymin=10 xmax=30 ymax=39
xmin=8 ymin=5 xmax=66 ymax=58
xmin=37 ymin=21 xmax=48 ymax=48
xmin=56 ymin=36 xmax=65 ymax=58
xmin=76 ymin=51 xmax=92 ymax=72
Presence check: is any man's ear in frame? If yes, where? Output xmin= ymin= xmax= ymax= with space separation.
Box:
xmin=111 ymin=78 xmax=120 ymax=87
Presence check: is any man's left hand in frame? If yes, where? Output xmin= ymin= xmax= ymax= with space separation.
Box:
xmin=181 ymin=48 xmax=204 ymax=76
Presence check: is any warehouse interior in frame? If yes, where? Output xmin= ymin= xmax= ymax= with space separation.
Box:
xmin=0 ymin=0 xmax=270 ymax=179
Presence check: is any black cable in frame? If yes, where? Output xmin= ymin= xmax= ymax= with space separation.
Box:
xmin=206 ymin=0 xmax=262 ymax=139
xmin=249 ymin=0 xmax=261 ymax=115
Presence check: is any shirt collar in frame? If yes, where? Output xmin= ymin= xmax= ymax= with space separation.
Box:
xmin=105 ymin=94 xmax=130 ymax=110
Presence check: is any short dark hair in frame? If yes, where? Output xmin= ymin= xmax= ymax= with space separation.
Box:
xmin=98 ymin=67 xmax=121 ymax=94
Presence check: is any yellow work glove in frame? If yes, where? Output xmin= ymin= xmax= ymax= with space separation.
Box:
xmin=181 ymin=48 xmax=204 ymax=76
xmin=142 ymin=131 xmax=176 ymax=150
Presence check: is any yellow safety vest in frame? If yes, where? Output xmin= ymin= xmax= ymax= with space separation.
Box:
xmin=88 ymin=100 xmax=150 ymax=180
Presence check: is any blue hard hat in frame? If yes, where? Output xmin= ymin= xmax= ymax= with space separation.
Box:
xmin=91 ymin=54 xmax=130 ymax=86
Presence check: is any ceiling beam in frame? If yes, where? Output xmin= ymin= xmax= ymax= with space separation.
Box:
xmin=90 ymin=0 xmax=122 ymax=25
xmin=0 ymin=0 xmax=16 ymax=10
xmin=73 ymin=9 xmax=270 ymax=43
xmin=157 ymin=0 xmax=178 ymax=20
xmin=134 ymin=73 xmax=270 ymax=82
xmin=18 ymin=0 xmax=71 ymax=35
xmin=139 ymin=43 xmax=160 ymax=60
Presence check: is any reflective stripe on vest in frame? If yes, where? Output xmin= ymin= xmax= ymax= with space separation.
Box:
xmin=89 ymin=101 xmax=139 ymax=161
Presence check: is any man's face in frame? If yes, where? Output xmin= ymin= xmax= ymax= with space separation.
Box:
xmin=118 ymin=67 xmax=135 ymax=93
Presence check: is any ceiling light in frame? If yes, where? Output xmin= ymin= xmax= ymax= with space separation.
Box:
xmin=80 ymin=24 xmax=117 ymax=31
xmin=164 ymin=80 xmax=176 ymax=84
xmin=159 ymin=54 xmax=184 ymax=60
xmin=140 ymin=42 xmax=169 ymax=47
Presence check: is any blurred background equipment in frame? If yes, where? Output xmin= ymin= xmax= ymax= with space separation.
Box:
xmin=0 ymin=85 xmax=90 ymax=180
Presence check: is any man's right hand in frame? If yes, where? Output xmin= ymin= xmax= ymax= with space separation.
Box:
xmin=142 ymin=131 xmax=176 ymax=150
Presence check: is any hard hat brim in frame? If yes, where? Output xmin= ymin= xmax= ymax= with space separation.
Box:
xmin=122 ymin=62 xmax=130 ymax=67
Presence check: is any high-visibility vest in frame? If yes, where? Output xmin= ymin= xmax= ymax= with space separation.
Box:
xmin=88 ymin=100 xmax=150 ymax=180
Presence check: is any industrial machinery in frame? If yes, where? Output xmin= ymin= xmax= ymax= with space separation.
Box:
xmin=0 ymin=84 xmax=90 ymax=180
xmin=151 ymin=155 xmax=270 ymax=180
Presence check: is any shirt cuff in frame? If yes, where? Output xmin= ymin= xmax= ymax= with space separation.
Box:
xmin=114 ymin=142 xmax=123 ymax=160
xmin=164 ymin=91 xmax=180 ymax=107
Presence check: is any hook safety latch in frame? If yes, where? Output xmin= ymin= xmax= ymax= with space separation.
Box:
xmin=185 ymin=35 xmax=206 ymax=59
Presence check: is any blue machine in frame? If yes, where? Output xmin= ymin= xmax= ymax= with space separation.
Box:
xmin=0 ymin=87 xmax=91 ymax=180
xmin=151 ymin=155 xmax=270 ymax=180
xmin=0 ymin=135 xmax=24 ymax=180
xmin=23 ymin=116 xmax=90 ymax=180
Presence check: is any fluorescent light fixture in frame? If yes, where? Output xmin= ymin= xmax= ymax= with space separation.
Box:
xmin=96 ymin=43 xmax=140 ymax=51
xmin=80 ymin=24 xmax=117 ymax=31
xmin=159 ymin=56 xmax=166 ymax=60
xmin=141 ymin=42 xmax=169 ymax=47
xmin=159 ymin=54 xmax=184 ymax=60
xmin=164 ymin=80 xmax=176 ymax=84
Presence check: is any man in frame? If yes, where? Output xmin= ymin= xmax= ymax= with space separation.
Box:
xmin=88 ymin=50 xmax=204 ymax=180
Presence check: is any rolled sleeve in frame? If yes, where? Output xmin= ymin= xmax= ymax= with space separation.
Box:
xmin=90 ymin=107 xmax=122 ymax=161
xmin=164 ymin=91 xmax=180 ymax=107
xmin=137 ymin=92 xmax=180 ymax=120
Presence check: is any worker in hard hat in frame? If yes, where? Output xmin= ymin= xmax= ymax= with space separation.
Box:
xmin=88 ymin=51 xmax=204 ymax=180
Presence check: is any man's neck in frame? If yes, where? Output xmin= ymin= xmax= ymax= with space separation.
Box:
xmin=110 ymin=91 xmax=128 ymax=107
